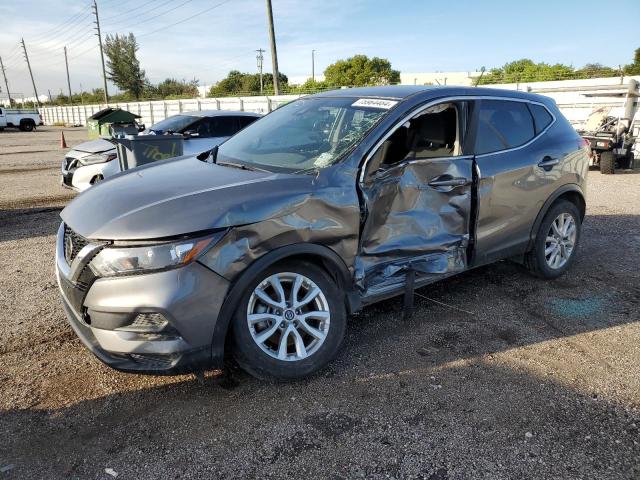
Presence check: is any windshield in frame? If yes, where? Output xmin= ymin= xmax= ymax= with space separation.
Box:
xmin=145 ymin=115 xmax=197 ymax=134
xmin=216 ymin=97 xmax=392 ymax=173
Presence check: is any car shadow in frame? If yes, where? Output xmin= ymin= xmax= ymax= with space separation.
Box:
xmin=1 ymin=213 xmax=639 ymax=477
xmin=0 ymin=206 xmax=62 ymax=243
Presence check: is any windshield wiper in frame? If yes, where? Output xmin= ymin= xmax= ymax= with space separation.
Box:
xmin=292 ymin=166 xmax=320 ymax=175
xmin=217 ymin=159 xmax=270 ymax=173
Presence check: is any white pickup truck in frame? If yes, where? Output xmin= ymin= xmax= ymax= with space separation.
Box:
xmin=0 ymin=107 xmax=42 ymax=131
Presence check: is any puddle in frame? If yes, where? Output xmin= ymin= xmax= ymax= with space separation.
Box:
xmin=547 ymin=297 xmax=607 ymax=318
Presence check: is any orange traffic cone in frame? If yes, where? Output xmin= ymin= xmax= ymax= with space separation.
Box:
xmin=60 ymin=130 xmax=68 ymax=149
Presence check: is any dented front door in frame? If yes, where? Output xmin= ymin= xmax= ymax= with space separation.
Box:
xmin=357 ymin=156 xmax=474 ymax=297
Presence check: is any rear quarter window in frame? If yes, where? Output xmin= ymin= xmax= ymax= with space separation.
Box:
xmin=528 ymin=103 xmax=553 ymax=134
xmin=475 ymin=100 xmax=536 ymax=154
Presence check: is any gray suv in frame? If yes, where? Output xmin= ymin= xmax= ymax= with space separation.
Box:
xmin=56 ymin=86 xmax=589 ymax=380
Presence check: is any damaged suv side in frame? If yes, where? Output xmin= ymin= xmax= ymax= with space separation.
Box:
xmin=56 ymin=86 xmax=589 ymax=380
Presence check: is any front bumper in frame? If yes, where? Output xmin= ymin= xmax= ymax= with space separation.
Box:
xmin=55 ymin=223 xmax=231 ymax=374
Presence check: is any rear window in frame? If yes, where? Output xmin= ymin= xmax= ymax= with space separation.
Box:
xmin=528 ymin=103 xmax=553 ymax=134
xmin=475 ymin=100 xmax=535 ymax=154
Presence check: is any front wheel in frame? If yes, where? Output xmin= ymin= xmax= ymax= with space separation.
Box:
xmin=231 ymin=261 xmax=346 ymax=380
xmin=524 ymin=200 xmax=581 ymax=279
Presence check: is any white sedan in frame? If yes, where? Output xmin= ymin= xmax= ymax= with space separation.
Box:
xmin=61 ymin=111 xmax=261 ymax=191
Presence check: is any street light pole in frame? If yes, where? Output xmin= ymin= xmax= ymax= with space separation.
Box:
xmin=265 ymin=0 xmax=280 ymax=95
xmin=64 ymin=46 xmax=73 ymax=104
xmin=312 ymin=49 xmax=315 ymax=82
xmin=256 ymin=48 xmax=265 ymax=94
xmin=92 ymin=0 xmax=109 ymax=103
xmin=20 ymin=38 xmax=40 ymax=107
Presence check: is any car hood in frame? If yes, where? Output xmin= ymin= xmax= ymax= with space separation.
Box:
xmin=70 ymin=138 xmax=115 ymax=155
xmin=61 ymin=156 xmax=315 ymax=240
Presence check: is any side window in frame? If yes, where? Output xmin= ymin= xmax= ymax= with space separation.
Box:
xmin=528 ymin=103 xmax=553 ymax=134
xmin=369 ymin=102 xmax=461 ymax=172
xmin=237 ymin=116 xmax=258 ymax=130
xmin=475 ymin=100 xmax=535 ymax=154
xmin=198 ymin=117 xmax=238 ymax=137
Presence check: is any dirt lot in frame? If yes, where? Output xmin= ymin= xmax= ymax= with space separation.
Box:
xmin=0 ymin=127 xmax=639 ymax=479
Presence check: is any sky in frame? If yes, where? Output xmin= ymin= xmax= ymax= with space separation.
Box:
xmin=1 ymin=0 xmax=639 ymax=98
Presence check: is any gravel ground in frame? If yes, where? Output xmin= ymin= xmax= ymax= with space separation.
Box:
xmin=0 ymin=127 xmax=639 ymax=479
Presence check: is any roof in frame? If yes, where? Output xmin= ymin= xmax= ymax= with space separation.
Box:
xmin=180 ymin=110 xmax=262 ymax=118
xmin=311 ymin=85 xmax=552 ymax=104
xmin=87 ymin=107 xmax=141 ymax=121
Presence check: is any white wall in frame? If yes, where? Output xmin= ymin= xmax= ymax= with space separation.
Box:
xmin=39 ymin=76 xmax=640 ymax=129
xmin=39 ymin=94 xmax=301 ymax=127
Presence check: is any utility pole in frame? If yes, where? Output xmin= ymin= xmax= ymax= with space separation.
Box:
xmin=312 ymin=49 xmax=315 ymax=82
xmin=256 ymin=48 xmax=265 ymax=94
xmin=64 ymin=46 xmax=73 ymax=104
xmin=92 ymin=0 xmax=109 ymax=103
xmin=0 ymin=56 xmax=11 ymax=106
xmin=265 ymin=0 xmax=280 ymax=95
xmin=20 ymin=38 xmax=40 ymax=107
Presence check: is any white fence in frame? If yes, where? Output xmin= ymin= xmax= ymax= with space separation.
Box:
xmin=39 ymin=76 xmax=640 ymax=129
xmin=39 ymin=94 xmax=302 ymax=127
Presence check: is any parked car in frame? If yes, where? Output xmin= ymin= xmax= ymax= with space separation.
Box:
xmin=0 ymin=106 xmax=42 ymax=131
xmin=56 ymin=86 xmax=589 ymax=380
xmin=61 ymin=110 xmax=261 ymax=191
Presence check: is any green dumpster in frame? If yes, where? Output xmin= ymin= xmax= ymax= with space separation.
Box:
xmin=86 ymin=107 xmax=141 ymax=139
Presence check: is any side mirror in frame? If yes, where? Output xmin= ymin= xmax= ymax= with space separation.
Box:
xmin=183 ymin=130 xmax=200 ymax=139
xmin=137 ymin=124 xmax=146 ymax=132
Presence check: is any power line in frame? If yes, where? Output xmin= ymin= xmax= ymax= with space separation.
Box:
xmin=137 ymin=0 xmax=234 ymax=38
xmin=28 ymin=4 xmax=92 ymax=43
xmin=103 ymin=0 xmax=194 ymax=34
xmin=101 ymin=0 xmax=167 ymax=22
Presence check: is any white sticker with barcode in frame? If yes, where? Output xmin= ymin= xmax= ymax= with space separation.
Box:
xmin=351 ymin=98 xmax=398 ymax=109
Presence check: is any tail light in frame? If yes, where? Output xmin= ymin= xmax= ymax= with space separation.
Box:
xmin=579 ymin=138 xmax=593 ymax=158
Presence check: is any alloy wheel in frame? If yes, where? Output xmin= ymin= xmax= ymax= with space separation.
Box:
xmin=247 ymin=272 xmax=331 ymax=361
xmin=544 ymin=212 xmax=577 ymax=269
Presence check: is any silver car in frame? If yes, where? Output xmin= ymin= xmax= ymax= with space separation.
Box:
xmin=61 ymin=111 xmax=261 ymax=191
xmin=56 ymin=86 xmax=589 ymax=380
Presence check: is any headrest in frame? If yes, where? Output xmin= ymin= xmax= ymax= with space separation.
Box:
xmin=417 ymin=116 xmax=447 ymax=144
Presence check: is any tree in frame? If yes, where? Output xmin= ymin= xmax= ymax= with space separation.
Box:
xmin=479 ymin=59 xmax=576 ymax=84
xmin=323 ymin=55 xmax=400 ymax=87
xmin=208 ymin=70 xmax=288 ymax=96
xmin=104 ymin=33 xmax=148 ymax=99
xmin=623 ymin=47 xmax=640 ymax=75
xmin=150 ymin=78 xmax=199 ymax=99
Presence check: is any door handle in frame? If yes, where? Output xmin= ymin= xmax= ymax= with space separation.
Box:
xmin=428 ymin=177 xmax=469 ymax=189
xmin=537 ymin=156 xmax=559 ymax=170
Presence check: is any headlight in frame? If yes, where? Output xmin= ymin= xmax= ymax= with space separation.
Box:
xmin=89 ymin=233 xmax=223 ymax=277
xmin=80 ymin=152 xmax=117 ymax=166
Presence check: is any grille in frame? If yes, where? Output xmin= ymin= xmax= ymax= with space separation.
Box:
xmin=64 ymin=157 xmax=78 ymax=171
xmin=63 ymin=225 xmax=89 ymax=264
xmin=129 ymin=353 xmax=177 ymax=369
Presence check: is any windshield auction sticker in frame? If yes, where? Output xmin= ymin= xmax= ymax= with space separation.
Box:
xmin=352 ymin=98 xmax=398 ymax=109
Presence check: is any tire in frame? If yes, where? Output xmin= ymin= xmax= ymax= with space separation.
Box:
xmin=231 ymin=261 xmax=346 ymax=380
xmin=600 ymin=151 xmax=615 ymax=174
xmin=20 ymin=121 xmax=34 ymax=132
xmin=618 ymin=151 xmax=633 ymax=170
xmin=524 ymin=200 xmax=581 ymax=279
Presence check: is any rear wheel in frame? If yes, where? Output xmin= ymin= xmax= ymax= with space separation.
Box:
xmin=19 ymin=121 xmax=34 ymax=132
xmin=231 ymin=261 xmax=346 ymax=380
xmin=600 ymin=151 xmax=615 ymax=174
xmin=524 ymin=200 xmax=581 ymax=279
